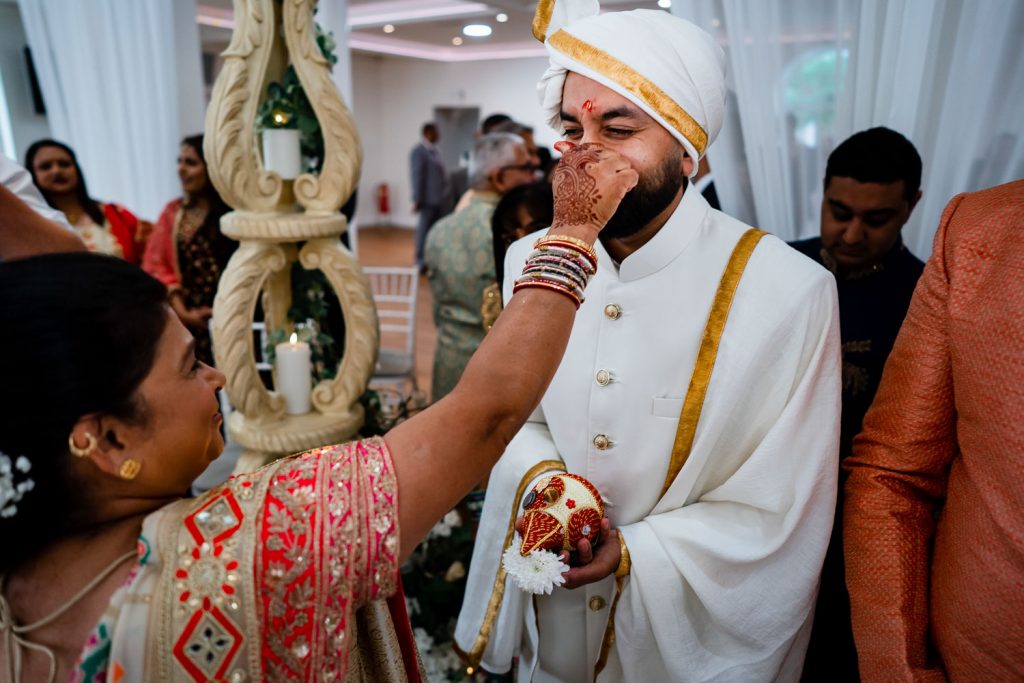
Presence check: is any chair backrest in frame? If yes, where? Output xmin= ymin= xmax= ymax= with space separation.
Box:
xmin=363 ymin=266 xmax=419 ymax=358
xmin=251 ymin=321 xmax=273 ymax=371
xmin=346 ymin=218 xmax=359 ymax=259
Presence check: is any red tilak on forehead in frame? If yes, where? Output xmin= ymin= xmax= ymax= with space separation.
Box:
xmin=582 ymin=99 xmax=594 ymax=112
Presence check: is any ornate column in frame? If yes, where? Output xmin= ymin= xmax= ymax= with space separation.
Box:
xmin=205 ymin=0 xmax=378 ymax=472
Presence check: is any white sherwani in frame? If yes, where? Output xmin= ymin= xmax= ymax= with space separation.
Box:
xmin=455 ymin=186 xmax=841 ymax=682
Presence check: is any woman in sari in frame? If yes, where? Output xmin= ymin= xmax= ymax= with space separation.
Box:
xmin=25 ymin=140 xmax=146 ymax=264
xmin=0 ymin=143 xmax=636 ymax=682
xmin=143 ymin=134 xmax=237 ymax=366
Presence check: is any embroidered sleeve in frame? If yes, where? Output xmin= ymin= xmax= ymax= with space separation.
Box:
xmin=256 ymin=438 xmax=399 ymax=681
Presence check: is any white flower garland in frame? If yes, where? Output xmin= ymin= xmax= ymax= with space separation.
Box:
xmin=501 ymin=533 xmax=569 ymax=595
xmin=0 ymin=451 xmax=34 ymax=519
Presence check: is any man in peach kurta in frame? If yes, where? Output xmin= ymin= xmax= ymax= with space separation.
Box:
xmin=844 ymin=179 xmax=1024 ymax=681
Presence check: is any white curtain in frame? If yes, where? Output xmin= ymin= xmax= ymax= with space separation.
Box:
xmin=673 ymin=0 xmax=1024 ymax=257
xmin=17 ymin=0 xmax=205 ymax=221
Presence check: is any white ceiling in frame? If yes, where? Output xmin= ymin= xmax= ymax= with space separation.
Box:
xmin=198 ymin=0 xmax=669 ymax=61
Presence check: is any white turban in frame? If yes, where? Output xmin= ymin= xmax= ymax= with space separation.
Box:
xmin=534 ymin=1 xmax=726 ymax=177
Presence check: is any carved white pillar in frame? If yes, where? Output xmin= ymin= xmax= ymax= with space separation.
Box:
xmin=205 ymin=0 xmax=378 ymax=471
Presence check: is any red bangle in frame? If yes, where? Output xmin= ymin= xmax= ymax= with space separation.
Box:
xmin=513 ymin=279 xmax=582 ymax=309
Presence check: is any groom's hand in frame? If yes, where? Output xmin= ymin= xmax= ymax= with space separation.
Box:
xmin=561 ymin=518 xmax=621 ymax=590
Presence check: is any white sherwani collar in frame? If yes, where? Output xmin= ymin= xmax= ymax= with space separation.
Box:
xmin=602 ymin=184 xmax=709 ymax=283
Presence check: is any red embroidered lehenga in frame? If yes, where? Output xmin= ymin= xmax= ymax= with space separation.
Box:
xmin=70 ymin=438 xmax=423 ymax=682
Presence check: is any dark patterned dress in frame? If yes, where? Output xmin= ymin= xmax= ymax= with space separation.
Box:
xmin=176 ymin=208 xmax=236 ymax=365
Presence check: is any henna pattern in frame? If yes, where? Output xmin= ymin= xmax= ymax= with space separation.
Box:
xmin=552 ymin=146 xmax=604 ymax=227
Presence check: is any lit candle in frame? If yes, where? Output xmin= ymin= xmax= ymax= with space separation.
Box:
xmin=275 ymin=332 xmax=312 ymax=415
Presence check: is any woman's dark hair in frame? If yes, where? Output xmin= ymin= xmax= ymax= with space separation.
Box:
xmin=24 ymin=139 xmax=106 ymax=225
xmin=180 ymin=134 xmax=231 ymax=234
xmin=0 ymin=253 xmax=169 ymax=572
xmin=491 ymin=181 xmax=554 ymax=285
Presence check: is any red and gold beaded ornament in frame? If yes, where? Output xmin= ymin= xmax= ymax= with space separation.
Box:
xmin=502 ymin=472 xmax=605 ymax=595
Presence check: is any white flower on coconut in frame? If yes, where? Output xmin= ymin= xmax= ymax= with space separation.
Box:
xmin=501 ymin=534 xmax=569 ymax=595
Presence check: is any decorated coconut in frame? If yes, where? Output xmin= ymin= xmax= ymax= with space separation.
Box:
xmin=502 ymin=472 xmax=605 ymax=594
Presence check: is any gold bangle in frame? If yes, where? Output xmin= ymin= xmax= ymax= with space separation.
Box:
xmin=614 ymin=531 xmax=631 ymax=578
xmin=536 ymin=234 xmax=598 ymax=262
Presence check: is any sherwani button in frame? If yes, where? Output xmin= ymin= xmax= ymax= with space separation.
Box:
xmin=593 ymin=434 xmax=611 ymax=450
xmin=596 ymin=369 xmax=612 ymax=386
xmin=604 ymin=303 xmax=622 ymax=320
xmin=589 ymin=596 xmax=607 ymax=611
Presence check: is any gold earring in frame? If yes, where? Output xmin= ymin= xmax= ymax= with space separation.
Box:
xmin=119 ymin=459 xmax=141 ymax=480
xmin=68 ymin=432 xmax=98 ymax=458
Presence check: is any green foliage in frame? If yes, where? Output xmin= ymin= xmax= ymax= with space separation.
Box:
xmin=401 ymin=506 xmax=474 ymax=645
xmin=263 ymin=260 xmax=346 ymax=383
xmin=359 ymin=388 xmax=422 ymax=437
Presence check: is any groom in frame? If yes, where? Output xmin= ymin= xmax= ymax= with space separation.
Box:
xmin=455 ymin=2 xmax=841 ymax=681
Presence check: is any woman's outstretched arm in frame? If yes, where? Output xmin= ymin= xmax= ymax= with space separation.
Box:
xmin=386 ymin=144 xmax=638 ymax=560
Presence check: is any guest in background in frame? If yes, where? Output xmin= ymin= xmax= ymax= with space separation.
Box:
xmin=790 ymin=126 xmax=925 ymax=682
xmin=482 ymin=181 xmax=554 ymax=331
xmin=456 ymin=118 xmax=548 ymax=211
xmin=480 ymin=113 xmax=512 ymax=134
xmin=457 ymin=120 xmax=543 ymax=214
xmin=410 ymin=122 xmax=448 ymax=271
xmin=845 ymin=179 xmax=1024 ymax=681
xmin=449 ymin=114 xmax=517 ymax=214
xmin=425 ymin=132 xmax=535 ymax=401
xmin=25 ymin=140 xmax=147 ymax=263
xmin=491 ymin=181 xmax=554 ymax=286
xmin=493 ymin=120 xmax=543 ymax=175
xmin=143 ymin=134 xmax=236 ymax=367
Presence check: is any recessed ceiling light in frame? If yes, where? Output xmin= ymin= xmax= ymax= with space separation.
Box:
xmin=452 ymin=36 xmax=464 ymax=46
xmin=382 ymin=24 xmax=395 ymax=33
xmin=462 ymin=23 xmax=492 ymax=37
xmin=496 ymin=13 xmax=508 ymax=23
xmin=657 ymin=0 xmax=672 ymax=7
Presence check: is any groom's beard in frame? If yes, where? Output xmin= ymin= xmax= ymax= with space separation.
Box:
xmin=601 ymin=150 xmax=686 ymax=239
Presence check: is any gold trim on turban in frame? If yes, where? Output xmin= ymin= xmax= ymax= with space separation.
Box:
xmin=533 ymin=0 xmax=556 ymax=42
xmin=549 ymin=29 xmax=709 ymax=156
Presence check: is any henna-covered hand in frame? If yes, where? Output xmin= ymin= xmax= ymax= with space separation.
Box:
xmin=550 ymin=143 xmax=638 ymax=235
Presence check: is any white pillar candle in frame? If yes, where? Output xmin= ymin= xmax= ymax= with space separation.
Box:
xmin=262 ymin=128 xmax=302 ymax=179
xmin=275 ymin=332 xmax=312 ymax=415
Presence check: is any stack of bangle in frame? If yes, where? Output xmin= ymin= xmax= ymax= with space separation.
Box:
xmin=512 ymin=234 xmax=598 ymax=309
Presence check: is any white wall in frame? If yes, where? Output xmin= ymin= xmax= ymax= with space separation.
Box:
xmin=0 ymin=2 xmax=51 ymax=161
xmin=350 ymin=53 xmax=555 ymax=229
